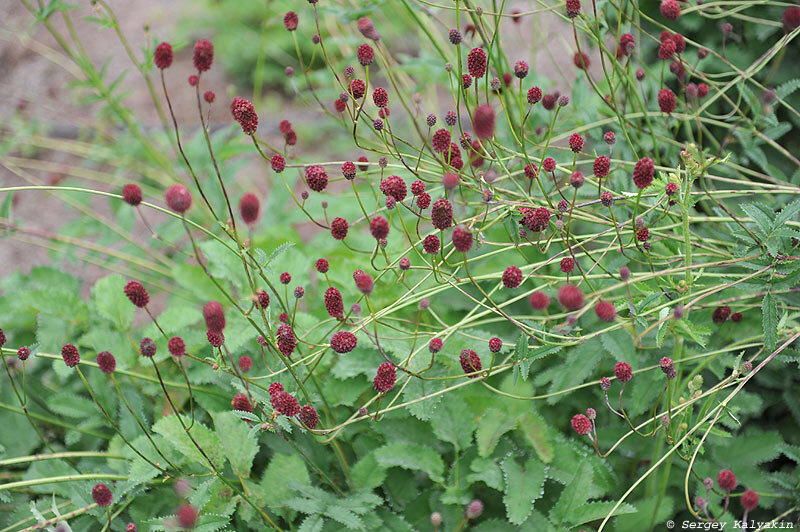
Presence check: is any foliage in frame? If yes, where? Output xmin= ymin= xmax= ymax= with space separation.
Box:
xmin=1 ymin=0 xmax=800 ymax=531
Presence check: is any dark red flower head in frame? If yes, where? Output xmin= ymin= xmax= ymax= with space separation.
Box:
xmin=167 ymin=337 xmax=186 ymax=357
xmin=268 ymin=382 xmax=284 ymax=396
xmin=784 ymin=6 xmax=800 ymax=31
xmin=177 ymin=504 xmax=197 ymax=529
xmin=188 ymin=75 xmax=199 ymax=86
xmin=529 ymin=291 xmax=549 ymax=310
xmin=354 ymin=272 xmax=374 ymax=295
xmin=140 ymin=337 xmax=156 ymax=358
xmin=340 ymin=161 xmax=357 ymax=180
xmin=239 ymin=193 xmax=260 ymax=225
xmin=527 ymin=87 xmax=543 ymax=106
xmin=558 ymin=284 xmax=584 ymax=310
xmin=305 ymin=165 xmax=328 ymax=192
xmin=203 ymin=301 xmax=226 ymax=334
xmin=741 ymin=489 xmax=758 ymax=510
xmin=207 ymin=330 xmax=224 ymax=347
xmin=660 ymin=0 xmax=681 ymax=20
xmin=489 ymin=337 xmax=503 ymax=353
xmin=633 ymin=157 xmax=654 ymax=189
xmin=276 ymin=324 xmax=296 ymax=357
xmin=601 ymin=191 xmax=614 ymax=206
xmin=380 ymin=175 xmax=407 ymax=201
xmin=717 ymin=469 xmax=737 ymax=492
xmin=349 ymin=79 xmax=366 ymax=99
xmin=315 ymin=258 xmax=329 ymax=274
xmin=92 ymin=483 xmax=113 ymax=507
xmin=452 ymin=226 xmax=473 ymax=252
xmin=122 ymin=184 xmax=142 ymax=206
xmin=62 ymin=344 xmax=80 ymax=367
xmin=521 ymin=207 xmax=551 ymax=232
xmin=370 ymin=216 xmax=390 ymax=240
xmin=467 ymin=48 xmax=487 ymax=78
xmin=253 ymin=289 xmax=270 ymax=310
xmin=472 ymin=105 xmax=495 ymax=139
xmin=571 ymin=414 xmax=591 ymax=434
xmin=372 ymin=87 xmax=388 ymax=108
xmin=271 ymin=390 xmax=300 ymax=416
xmin=566 ymin=0 xmax=581 ymax=18
xmin=324 ymin=286 xmax=344 ymax=318
xmin=462 ymin=74 xmax=473 ymax=89
xmin=560 ymin=257 xmax=575 ymax=273
xmin=514 ymin=60 xmax=529 ymax=79
xmin=357 ymin=44 xmax=374 ymax=66
xmin=238 ymin=355 xmax=252 ymax=373
xmin=193 ymin=39 xmax=214 ymax=72
xmin=431 ymin=198 xmax=454 ymax=230
xmin=165 ymin=184 xmax=192 ymax=213
xmin=299 ymin=405 xmax=319 ymax=428
xmin=593 ymin=156 xmax=610 ymax=178
xmin=284 ymin=11 xmax=299 ymax=31
xmin=432 ymin=129 xmax=451 ymax=153
xmin=124 ymin=281 xmax=149 ymax=308
xmin=614 ymin=361 xmax=633 ymax=382
xmin=659 ymin=39 xmax=676 ymax=61
xmin=619 ymin=33 xmax=635 ymax=56
xmin=271 ymin=153 xmax=286 ymax=173
xmin=154 ymin=42 xmax=173 ymax=69
xmin=459 ymin=349 xmax=482 ymax=377
xmin=331 ymin=331 xmax=358 ymax=353
xmin=569 ymin=133 xmax=584 ymax=153
xmin=97 ymin=351 xmax=116 ymax=374
xmin=712 ymin=305 xmax=731 ymax=324
xmin=502 ymin=266 xmax=523 ymax=288
xmin=330 ymin=217 xmax=349 ymax=240
xmin=658 ymin=88 xmax=676 ymax=114
xmin=17 ymin=347 xmax=30 ymax=361
xmin=429 ymin=337 xmax=443 ymax=353
xmin=573 ymin=51 xmax=590 ymax=70
xmin=373 ymin=362 xmax=397 ymax=392
xmin=231 ymin=97 xmax=258 ymax=134
xmin=595 ymin=300 xmax=616 ymax=321
xmin=232 ymin=393 xmax=252 ymax=412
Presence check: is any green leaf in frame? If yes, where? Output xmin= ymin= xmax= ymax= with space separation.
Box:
xmin=374 ymin=442 xmax=445 ymax=482
xmin=152 ymin=415 xmax=225 ymax=471
xmin=502 ymin=456 xmax=547 ymax=525
xmin=351 ymin=451 xmax=387 ymax=490
xmin=0 ymin=191 xmax=13 ymax=221
xmin=517 ymin=410 xmax=555 ymax=463
xmin=476 ymin=408 xmax=518 ymax=457
xmin=549 ymin=462 xmax=594 ymax=525
xmin=467 ymin=456 xmax=504 ymax=491
xmin=570 ymin=501 xmax=637 ymax=525
xmin=762 ymin=292 xmax=778 ymax=353
xmin=259 ymin=453 xmax=310 ymax=508
xmin=776 ymin=78 xmax=800 ymax=99
xmin=600 ymin=328 xmax=634 ymax=362
xmin=211 ymin=411 xmax=258 ymax=477
xmin=91 ymin=274 xmax=133 ymax=331
xmin=430 ymin=394 xmax=475 ymax=451
xmin=714 ymin=431 xmax=784 ymax=466
xmin=740 ymin=202 xmax=774 ymax=236
xmin=613 ymin=495 xmax=674 ymax=532
xmin=402 ymin=377 xmax=442 ymax=421
xmin=298 ymin=514 xmax=324 ymax=532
